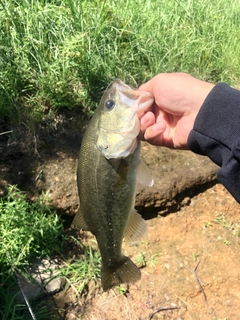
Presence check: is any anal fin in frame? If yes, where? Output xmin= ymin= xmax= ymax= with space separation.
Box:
xmin=71 ymin=207 xmax=89 ymax=230
xmin=124 ymin=208 xmax=147 ymax=244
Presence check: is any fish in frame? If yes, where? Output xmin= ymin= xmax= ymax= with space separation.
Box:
xmin=72 ymin=79 xmax=154 ymax=291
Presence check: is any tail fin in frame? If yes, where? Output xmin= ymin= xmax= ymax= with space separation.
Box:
xmin=101 ymin=256 xmax=141 ymax=291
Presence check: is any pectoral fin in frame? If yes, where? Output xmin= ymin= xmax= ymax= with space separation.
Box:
xmin=137 ymin=158 xmax=154 ymax=186
xmin=71 ymin=207 xmax=89 ymax=230
xmin=124 ymin=208 xmax=147 ymax=244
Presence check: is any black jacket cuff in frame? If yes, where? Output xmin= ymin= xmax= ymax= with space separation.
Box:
xmin=188 ymin=83 xmax=240 ymax=203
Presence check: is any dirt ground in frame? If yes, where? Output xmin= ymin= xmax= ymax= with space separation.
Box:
xmin=1 ymin=118 xmax=240 ymax=320
xmin=55 ymin=183 xmax=240 ymax=320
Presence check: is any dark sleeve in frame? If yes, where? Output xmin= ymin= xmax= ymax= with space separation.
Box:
xmin=188 ymin=83 xmax=240 ymax=203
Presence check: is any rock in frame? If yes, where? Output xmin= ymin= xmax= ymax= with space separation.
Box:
xmin=15 ymin=258 xmax=64 ymax=303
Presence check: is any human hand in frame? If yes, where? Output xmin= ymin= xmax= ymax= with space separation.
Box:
xmin=138 ymin=73 xmax=215 ymax=149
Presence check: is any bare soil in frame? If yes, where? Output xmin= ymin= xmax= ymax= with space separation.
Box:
xmin=56 ymin=183 xmax=240 ymax=320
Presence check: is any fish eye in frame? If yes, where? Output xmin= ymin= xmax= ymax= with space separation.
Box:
xmin=105 ymin=99 xmax=115 ymax=111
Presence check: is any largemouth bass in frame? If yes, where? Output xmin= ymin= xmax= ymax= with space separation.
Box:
xmin=72 ymin=79 xmax=154 ymax=291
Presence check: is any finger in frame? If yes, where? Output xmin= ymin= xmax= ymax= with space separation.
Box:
xmin=143 ymin=122 xmax=166 ymax=146
xmin=138 ymin=111 xmax=155 ymax=140
xmin=140 ymin=111 xmax=155 ymax=128
xmin=139 ymin=80 xmax=152 ymax=93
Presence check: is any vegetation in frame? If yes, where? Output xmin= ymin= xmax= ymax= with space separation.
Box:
xmin=0 ymin=186 xmax=101 ymax=319
xmin=0 ymin=186 xmax=63 ymax=319
xmin=0 ymin=186 xmax=96 ymax=319
xmin=0 ymin=0 xmax=240 ymax=124
xmin=58 ymin=238 xmax=101 ymax=296
xmin=0 ymin=186 xmax=63 ymax=267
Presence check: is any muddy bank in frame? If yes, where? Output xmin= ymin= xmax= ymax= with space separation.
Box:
xmin=0 ymin=114 xmax=218 ymax=218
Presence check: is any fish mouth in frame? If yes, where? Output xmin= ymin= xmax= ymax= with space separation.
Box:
xmin=113 ymin=79 xmax=154 ymax=118
xmin=97 ymin=136 xmax=138 ymax=159
xmin=135 ymin=91 xmax=154 ymax=118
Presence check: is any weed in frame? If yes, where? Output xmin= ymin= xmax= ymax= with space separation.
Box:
xmin=1 ymin=0 xmax=240 ymax=125
xmin=135 ymin=252 xmax=147 ymax=268
xmin=0 ymin=185 xmax=64 ymax=267
xmin=215 ymin=214 xmax=240 ymax=237
xmin=203 ymin=221 xmax=213 ymax=228
xmin=148 ymin=253 xmax=160 ymax=267
xmin=58 ymin=240 xmax=101 ymax=295
xmin=115 ymin=285 xmax=128 ymax=295
xmin=232 ymin=226 xmax=240 ymax=237
xmin=223 ymin=240 xmax=231 ymax=245
xmin=0 ymin=185 xmax=64 ymax=319
xmin=0 ymin=186 xmax=101 ymax=317
xmin=135 ymin=251 xmax=160 ymax=268
xmin=193 ymin=252 xmax=200 ymax=262
xmin=215 ymin=215 xmax=233 ymax=229
xmin=213 ymin=213 xmax=240 ymax=245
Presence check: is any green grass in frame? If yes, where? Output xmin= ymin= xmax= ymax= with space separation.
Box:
xmin=0 ymin=186 xmax=63 ymax=267
xmin=0 ymin=185 xmax=64 ymax=319
xmin=1 ymin=0 xmax=240 ymax=124
xmin=0 ymin=186 xmax=101 ymax=319
xmin=58 ymin=237 xmax=101 ymax=295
